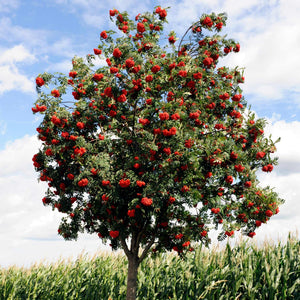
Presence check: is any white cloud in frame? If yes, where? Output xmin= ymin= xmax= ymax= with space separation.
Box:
xmin=0 ymin=45 xmax=36 ymax=95
xmin=221 ymin=0 xmax=262 ymax=17
xmin=223 ymin=23 xmax=300 ymax=99
xmin=0 ymin=135 xmax=109 ymax=268
xmin=54 ymin=0 xmax=151 ymax=28
xmin=217 ymin=0 xmax=300 ymax=102
xmin=0 ymin=64 xmax=35 ymax=95
xmin=264 ymin=119 xmax=300 ymax=173
xmin=215 ymin=119 xmax=300 ymax=245
xmin=0 ymin=65 xmax=34 ymax=94
xmin=82 ymin=13 xmax=106 ymax=28
xmin=255 ymin=171 xmax=300 ymax=242
xmin=251 ymin=119 xmax=300 ymax=242
xmin=0 ymin=44 xmax=36 ymax=65
xmin=50 ymin=38 xmax=76 ymax=58
xmin=47 ymin=59 xmax=73 ymax=73
xmin=47 ymin=55 xmax=107 ymax=74
xmin=213 ymin=119 xmax=300 ymax=246
xmin=0 ymin=135 xmax=39 ymax=176
xmin=0 ymin=18 xmax=76 ymax=61
xmin=172 ymin=0 xmax=299 ymax=103
xmin=0 ymin=0 xmax=19 ymax=12
xmin=0 ymin=17 xmax=48 ymax=48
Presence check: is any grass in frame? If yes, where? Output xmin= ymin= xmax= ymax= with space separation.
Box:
xmin=0 ymin=234 xmax=299 ymax=299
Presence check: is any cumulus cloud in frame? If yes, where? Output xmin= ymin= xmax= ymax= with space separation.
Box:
xmin=263 ymin=119 xmax=300 ymax=174
xmin=255 ymin=171 xmax=300 ymax=243
xmin=254 ymin=119 xmax=300 ymax=241
xmin=217 ymin=0 xmax=300 ymax=102
xmin=0 ymin=44 xmax=35 ymax=65
xmin=0 ymin=45 xmax=36 ymax=95
xmin=0 ymin=135 xmax=39 ymax=176
xmin=0 ymin=65 xmax=35 ymax=95
xmin=223 ymin=23 xmax=300 ymax=100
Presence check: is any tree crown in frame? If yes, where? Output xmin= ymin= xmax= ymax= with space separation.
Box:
xmin=33 ymin=6 xmax=283 ymax=256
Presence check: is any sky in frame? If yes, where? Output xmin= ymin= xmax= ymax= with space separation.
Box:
xmin=0 ymin=0 xmax=299 ymax=268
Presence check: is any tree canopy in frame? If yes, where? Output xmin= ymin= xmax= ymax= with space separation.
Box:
xmin=32 ymin=6 xmax=283 ymax=298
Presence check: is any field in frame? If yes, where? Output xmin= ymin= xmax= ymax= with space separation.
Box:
xmin=0 ymin=235 xmax=299 ymax=300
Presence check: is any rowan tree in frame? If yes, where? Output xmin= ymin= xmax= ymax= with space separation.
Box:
xmin=32 ymin=6 xmax=283 ymax=299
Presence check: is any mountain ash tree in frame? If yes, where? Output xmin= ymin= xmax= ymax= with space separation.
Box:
xmin=32 ymin=6 xmax=283 ymax=299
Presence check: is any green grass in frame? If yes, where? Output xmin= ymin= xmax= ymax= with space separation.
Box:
xmin=0 ymin=234 xmax=299 ymax=299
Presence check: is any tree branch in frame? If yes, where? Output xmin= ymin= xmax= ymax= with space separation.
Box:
xmin=177 ymin=21 xmax=201 ymax=55
xmin=178 ymin=25 xmax=193 ymax=54
xmin=120 ymin=236 xmax=131 ymax=258
xmin=138 ymin=231 xmax=157 ymax=263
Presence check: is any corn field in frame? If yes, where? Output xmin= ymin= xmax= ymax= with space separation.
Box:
xmin=0 ymin=235 xmax=299 ymax=300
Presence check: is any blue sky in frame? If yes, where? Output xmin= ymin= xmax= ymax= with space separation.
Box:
xmin=0 ymin=0 xmax=300 ymax=267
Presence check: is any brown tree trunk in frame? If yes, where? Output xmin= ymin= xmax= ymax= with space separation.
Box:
xmin=126 ymin=254 xmax=140 ymax=300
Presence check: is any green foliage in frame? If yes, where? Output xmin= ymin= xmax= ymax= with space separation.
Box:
xmin=1 ymin=236 xmax=299 ymax=299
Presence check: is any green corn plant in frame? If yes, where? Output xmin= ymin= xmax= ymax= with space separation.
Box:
xmin=0 ymin=234 xmax=299 ymax=299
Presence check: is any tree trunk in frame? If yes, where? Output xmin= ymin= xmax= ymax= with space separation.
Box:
xmin=126 ymin=254 xmax=140 ymax=300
